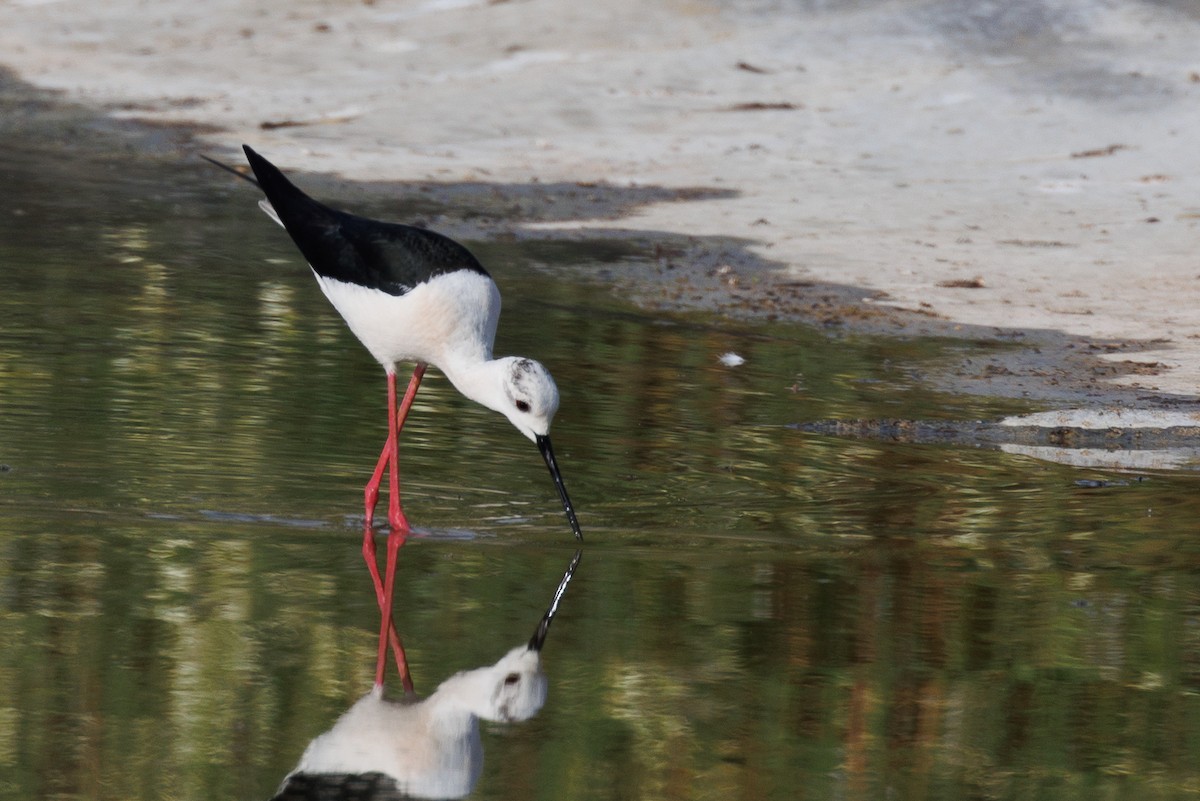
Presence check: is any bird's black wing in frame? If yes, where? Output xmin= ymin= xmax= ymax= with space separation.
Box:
xmin=242 ymin=145 xmax=489 ymax=296
xmin=271 ymin=771 xmax=409 ymax=801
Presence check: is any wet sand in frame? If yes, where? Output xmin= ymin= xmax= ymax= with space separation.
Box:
xmin=3 ymin=0 xmax=1199 ymax=405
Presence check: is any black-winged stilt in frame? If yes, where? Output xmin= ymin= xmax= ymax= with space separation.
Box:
xmin=233 ymin=146 xmax=581 ymax=539
xmin=206 ymin=147 xmax=583 ymax=683
xmin=275 ymin=550 xmax=582 ymax=800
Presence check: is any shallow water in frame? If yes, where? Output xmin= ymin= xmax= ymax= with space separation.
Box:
xmin=2 ymin=108 xmax=1200 ymax=801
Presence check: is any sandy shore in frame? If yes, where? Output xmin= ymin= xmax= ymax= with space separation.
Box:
xmin=3 ymin=0 xmax=1200 ymax=402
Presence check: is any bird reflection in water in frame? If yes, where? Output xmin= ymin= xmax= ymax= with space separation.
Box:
xmin=272 ymin=548 xmax=582 ymax=801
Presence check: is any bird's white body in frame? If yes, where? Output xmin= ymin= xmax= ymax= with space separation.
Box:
xmin=238 ymin=153 xmax=581 ymax=540
xmin=314 ymin=267 xmax=560 ymax=442
xmin=285 ymin=646 xmax=547 ymax=799
xmin=314 ymin=269 xmax=500 ymax=375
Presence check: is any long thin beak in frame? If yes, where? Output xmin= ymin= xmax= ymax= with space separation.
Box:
xmin=529 ymin=549 xmax=583 ymax=652
xmin=536 ymin=434 xmax=583 ymax=541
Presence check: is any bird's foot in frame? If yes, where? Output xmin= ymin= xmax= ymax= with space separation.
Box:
xmin=387 ymin=505 xmax=411 ymax=532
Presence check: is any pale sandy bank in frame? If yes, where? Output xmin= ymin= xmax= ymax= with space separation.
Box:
xmin=2 ymin=0 xmax=1199 ymax=401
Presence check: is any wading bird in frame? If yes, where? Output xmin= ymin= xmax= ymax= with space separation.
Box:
xmin=275 ymin=550 xmax=581 ymax=801
xmin=206 ymin=146 xmax=583 ymax=684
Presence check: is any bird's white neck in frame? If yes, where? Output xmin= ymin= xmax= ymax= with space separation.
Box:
xmin=416 ymin=687 xmax=486 ymax=789
xmin=438 ymin=356 xmax=511 ymax=418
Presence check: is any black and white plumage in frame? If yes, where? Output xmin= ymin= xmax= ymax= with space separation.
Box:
xmin=207 ymin=146 xmax=582 ymax=691
xmin=273 ymin=550 xmax=581 ymax=801
xmin=245 ymin=148 xmax=489 ymax=298
xmin=228 ymin=145 xmax=581 ymax=540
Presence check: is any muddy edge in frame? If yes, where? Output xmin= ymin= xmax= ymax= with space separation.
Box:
xmin=3 ymin=67 xmax=1192 ymax=412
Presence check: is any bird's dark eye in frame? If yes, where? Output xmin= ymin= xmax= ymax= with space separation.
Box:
xmin=504 ymin=672 xmax=521 ymax=685
xmin=515 ymin=400 xmax=531 ymax=413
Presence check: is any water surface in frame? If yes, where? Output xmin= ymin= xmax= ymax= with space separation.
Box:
xmin=2 ymin=105 xmax=1200 ymax=801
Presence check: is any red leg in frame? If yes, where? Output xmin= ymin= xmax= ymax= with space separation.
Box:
xmin=385 ymin=372 xmax=406 ymax=531
xmin=364 ymin=365 xmax=427 ymax=528
xmin=385 ymin=364 xmax=426 ymax=530
xmin=375 ymin=525 xmax=408 ymax=688
xmin=367 ymin=364 xmax=427 ymax=691
xmin=364 ymin=443 xmax=390 ymax=527
xmin=362 ymin=525 xmax=415 ymax=694
xmin=396 ymin=363 xmax=427 ymax=429
xmin=391 ymin=623 xmax=414 ymax=695
xmin=363 ymin=373 xmax=396 ymax=528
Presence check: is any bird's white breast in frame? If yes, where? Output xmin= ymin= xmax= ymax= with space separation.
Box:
xmin=290 ymin=690 xmax=482 ymax=799
xmin=313 ymin=269 xmax=501 ymax=372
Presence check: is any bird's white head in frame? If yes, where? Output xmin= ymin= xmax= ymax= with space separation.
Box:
xmin=456 ymin=354 xmax=582 ymax=540
xmin=443 ymin=645 xmax=548 ymax=723
xmin=493 ymin=356 xmax=560 ymax=442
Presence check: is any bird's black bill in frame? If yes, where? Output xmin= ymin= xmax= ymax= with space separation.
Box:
xmin=536 ymin=434 xmax=583 ymax=541
xmin=529 ymin=549 xmax=583 ymax=652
